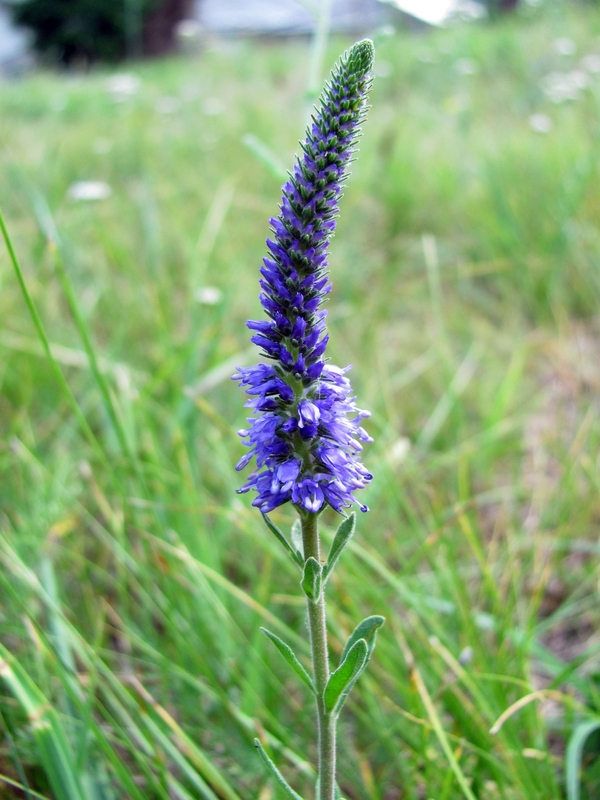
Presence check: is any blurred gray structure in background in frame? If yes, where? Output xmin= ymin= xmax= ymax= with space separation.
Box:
xmin=0 ymin=3 xmax=31 ymax=72
xmin=198 ymin=0 xmax=405 ymax=35
xmin=0 ymin=0 xmax=441 ymax=73
xmin=197 ymin=0 xmax=487 ymax=34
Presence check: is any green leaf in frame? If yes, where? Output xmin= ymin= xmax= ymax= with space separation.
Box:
xmin=566 ymin=717 xmax=600 ymax=800
xmin=260 ymin=628 xmax=315 ymax=693
xmin=290 ymin=520 xmax=304 ymax=561
xmin=323 ymin=514 xmax=355 ymax=581
xmin=323 ymin=638 xmax=368 ymax=716
xmin=254 ymin=739 xmax=305 ymax=800
xmin=301 ymin=557 xmax=322 ymax=602
xmin=262 ymin=514 xmax=303 ymax=568
xmin=341 ymin=615 xmax=385 ymax=663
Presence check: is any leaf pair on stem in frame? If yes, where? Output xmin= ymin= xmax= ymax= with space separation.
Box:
xmin=257 ymin=615 xmax=383 ymax=798
xmin=262 ymin=511 xmax=356 ymax=580
xmin=257 ymin=513 xmax=384 ymax=798
xmin=260 ymin=614 xmax=384 ymax=707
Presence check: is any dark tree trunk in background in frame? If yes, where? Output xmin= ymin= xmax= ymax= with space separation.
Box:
xmin=484 ymin=0 xmax=519 ymax=15
xmin=143 ymin=0 xmax=195 ymax=56
xmin=8 ymin=0 xmax=202 ymax=62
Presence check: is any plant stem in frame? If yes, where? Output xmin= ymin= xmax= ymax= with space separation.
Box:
xmin=301 ymin=511 xmax=336 ymax=800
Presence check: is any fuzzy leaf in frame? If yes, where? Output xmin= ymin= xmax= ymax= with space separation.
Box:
xmin=341 ymin=615 xmax=385 ymax=663
xmin=301 ymin=557 xmax=322 ymax=602
xmin=261 ymin=628 xmax=315 ymax=693
xmin=262 ymin=514 xmax=303 ymax=568
xmin=323 ymin=514 xmax=355 ymax=581
xmin=290 ymin=520 xmax=304 ymax=561
xmin=254 ymin=739 xmax=305 ymax=800
xmin=323 ymin=638 xmax=368 ymax=716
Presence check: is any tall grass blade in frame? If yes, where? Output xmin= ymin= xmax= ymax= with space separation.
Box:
xmin=0 ymin=206 xmax=106 ymax=466
xmin=395 ymin=629 xmax=477 ymax=800
xmin=566 ymin=718 xmax=600 ymax=800
xmin=29 ymin=193 xmax=132 ymax=461
xmin=0 ymin=774 xmax=51 ymax=800
xmin=0 ymin=645 xmax=87 ymax=800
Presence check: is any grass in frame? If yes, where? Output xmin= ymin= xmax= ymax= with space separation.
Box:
xmin=1 ymin=3 xmax=600 ymax=798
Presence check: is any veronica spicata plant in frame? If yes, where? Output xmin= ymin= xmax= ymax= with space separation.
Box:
xmin=233 ymin=40 xmax=383 ymax=800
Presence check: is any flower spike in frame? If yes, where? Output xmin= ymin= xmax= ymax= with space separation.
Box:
xmin=233 ymin=40 xmax=374 ymax=515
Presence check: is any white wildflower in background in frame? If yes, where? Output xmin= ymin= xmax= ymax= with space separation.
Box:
xmin=417 ymin=50 xmax=436 ymax=64
xmin=444 ymin=93 xmax=470 ymax=115
xmin=203 ymin=98 xmax=225 ymax=115
xmin=553 ymin=37 xmax=576 ymax=56
xmin=194 ymin=286 xmax=222 ymax=305
xmin=474 ymin=612 xmax=496 ymax=631
xmin=176 ymin=19 xmax=203 ymax=41
xmin=541 ymin=70 xmax=589 ymax=103
xmin=106 ymin=74 xmax=141 ymax=103
xmin=155 ymin=96 xmax=181 ymax=114
xmin=450 ymin=0 xmax=487 ymax=21
xmin=378 ymin=25 xmax=395 ymax=38
xmin=386 ymin=437 xmax=411 ymax=467
xmin=51 ymin=95 xmax=67 ymax=113
xmin=455 ymin=57 xmax=478 ymax=75
xmin=529 ymin=113 xmax=553 ymax=133
xmin=67 ymin=181 xmax=112 ymax=201
xmin=569 ymin=70 xmax=590 ymax=89
xmin=374 ymin=60 xmax=392 ymax=78
xmin=115 ymin=365 xmax=139 ymax=401
xmin=181 ymin=83 xmax=201 ymax=101
xmin=580 ymin=54 xmax=600 ymax=73
xmin=92 ymin=139 xmax=112 ymax=154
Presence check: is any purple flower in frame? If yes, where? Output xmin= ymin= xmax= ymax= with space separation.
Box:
xmin=233 ymin=40 xmax=374 ymax=515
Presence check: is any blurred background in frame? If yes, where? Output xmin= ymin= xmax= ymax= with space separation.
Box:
xmin=1 ymin=1 xmax=600 ymax=799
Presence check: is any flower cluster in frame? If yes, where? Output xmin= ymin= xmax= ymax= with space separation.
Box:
xmin=233 ymin=40 xmax=374 ymax=515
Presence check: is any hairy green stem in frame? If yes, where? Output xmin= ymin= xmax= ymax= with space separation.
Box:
xmin=301 ymin=511 xmax=336 ymax=800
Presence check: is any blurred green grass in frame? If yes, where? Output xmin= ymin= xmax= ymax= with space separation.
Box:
xmin=1 ymin=4 xmax=600 ymax=799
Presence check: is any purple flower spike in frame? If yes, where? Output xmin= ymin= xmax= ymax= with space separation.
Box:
xmin=233 ymin=40 xmax=375 ymax=515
